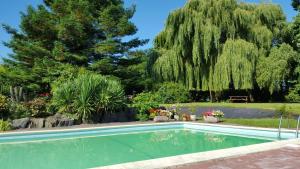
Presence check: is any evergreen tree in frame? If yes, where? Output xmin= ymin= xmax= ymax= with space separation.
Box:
xmin=1 ymin=0 xmax=147 ymax=93
xmin=292 ymin=0 xmax=300 ymax=11
xmin=292 ymin=0 xmax=300 ymax=52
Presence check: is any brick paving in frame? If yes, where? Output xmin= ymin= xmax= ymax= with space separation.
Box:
xmin=169 ymin=146 xmax=300 ymax=169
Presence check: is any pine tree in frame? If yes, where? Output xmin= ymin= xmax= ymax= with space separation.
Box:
xmin=2 ymin=0 xmax=147 ymax=93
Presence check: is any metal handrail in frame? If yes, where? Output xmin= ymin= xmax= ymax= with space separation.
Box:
xmin=296 ymin=115 xmax=300 ymax=138
xmin=278 ymin=115 xmax=283 ymax=139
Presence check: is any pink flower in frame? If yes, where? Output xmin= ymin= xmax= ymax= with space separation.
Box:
xmin=203 ymin=112 xmax=213 ymax=117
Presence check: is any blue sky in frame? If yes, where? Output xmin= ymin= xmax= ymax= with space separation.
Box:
xmin=0 ymin=0 xmax=297 ymax=59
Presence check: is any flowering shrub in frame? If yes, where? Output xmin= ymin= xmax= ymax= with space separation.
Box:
xmin=203 ymin=110 xmax=224 ymax=118
xmin=203 ymin=111 xmax=213 ymax=117
xmin=212 ymin=110 xmax=224 ymax=118
xmin=136 ymin=113 xmax=149 ymax=121
xmin=39 ymin=93 xmax=51 ymax=99
xmin=28 ymin=97 xmax=47 ymax=117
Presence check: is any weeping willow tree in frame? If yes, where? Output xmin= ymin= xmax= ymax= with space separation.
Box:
xmin=152 ymin=0 xmax=291 ymax=99
xmin=256 ymin=44 xmax=298 ymax=94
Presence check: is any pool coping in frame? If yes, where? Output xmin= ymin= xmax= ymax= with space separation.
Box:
xmin=91 ymin=137 xmax=300 ymax=169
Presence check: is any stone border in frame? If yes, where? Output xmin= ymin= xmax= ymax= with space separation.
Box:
xmin=91 ymin=138 xmax=300 ymax=169
xmin=0 ymin=122 xmax=180 ymax=136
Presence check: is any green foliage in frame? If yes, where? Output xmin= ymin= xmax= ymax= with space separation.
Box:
xmin=292 ymin=14 xmax=300 ymax=51
xmin=9 ymin=86 xmax=26 ymax=102
xmin=257 ymin=44 xmax=298 ymax=93
xmin=27 ymin=97 xmax=48 ymax=117
xmin=131 ymin=92 xmax=161 ymax=121
xmin=52 ymin=73 xmax=125 ymax=123
xmin=50 ymin=64 xmax=82 ymax=91
xmin=0 ymin=120 xmax=11 ymax=131
xmin=0 ymin=67 xmax=10 ymax=95
xmin=136 ymin=113 xmax=149 ymax=121
xmin=9 ymin=102 xmax=31 ymax=119
xmin=156 ymin=82 xmax=190 ymax=103
xmin=0 ymin=95 xmax=9 ymax=119
xmin=0 ymin=84 xmax=9 ymax=96
xmin=152 ymin=0 xmax=290 ymax=95
xmin=92 ymin=50 xmax=155 ymax=94
xmin=132 ymin=92 xmax=160 ymax=114
xmin=2 ymin=0 xmax=147 ymax=94
xmin=286 ymin=84 xmax=300 ymax=102
xmin=292 ymin=0 xmax=300 ymax=11
xmin=213 ymin=39 xmax=258 ymax=91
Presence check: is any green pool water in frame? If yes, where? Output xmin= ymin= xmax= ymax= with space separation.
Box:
xmin=0 ymin=129 xmax=271 ymax=169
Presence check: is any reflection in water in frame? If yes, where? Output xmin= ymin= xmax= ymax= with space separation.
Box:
xmin=204 ymin=133 xmax=226 ymax=143
xmin=0 ymin=129 xmax=270 ymax=169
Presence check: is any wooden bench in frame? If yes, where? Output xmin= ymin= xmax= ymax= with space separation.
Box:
xmin=229 ymin=96 xmax=248 ymax=103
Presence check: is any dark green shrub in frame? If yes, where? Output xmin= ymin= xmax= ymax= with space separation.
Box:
xmin=9 ymin=102 xmax=31 ymax=119
xmin=132 ymin=92 xmax=160 ymax=121
xmin=136 ymin=113 xmax=149 ymax=121
xmin=0 ymin=95 xmax=9 ymax=119
xmin=0 ymin=84 xmax=10 ymax=96
xmin=132 ymin=92 xmax=159 ymax=112
xmin=286 ymin=84 xmax=300 ymax=103
xmin=156 ymin=82 xmax=190 ymax=104
xmin=0 ymin=120 xmax=11 ymax=131
xmin=52 ymin=73 xmax=125 ymax=123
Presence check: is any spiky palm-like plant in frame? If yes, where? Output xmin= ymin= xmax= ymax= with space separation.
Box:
xmin=52 ymin=73 xmax=125 ymax=123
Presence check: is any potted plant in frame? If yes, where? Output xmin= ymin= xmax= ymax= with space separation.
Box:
xmin=153 ymin=109 xmax=170 ymax=122
xmin=149 ymin=108 xmax=158 ymax=120
xmin=203 ymin=110 xmax=224 ymax=123
xmin=171 ymin=104 xmax=180 ymax=121
xmin=181 ymin=113 xmax=191 ymax=121
xmin=189 ymin=107 xmax=197 ymax=121
xmin=174 ymin=113 xmax=180 ymax=121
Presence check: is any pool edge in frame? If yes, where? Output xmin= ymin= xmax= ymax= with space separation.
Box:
xmin=0 ymin=121 xmax=296 ymax=136
xmin=1 ymin=122 xmax=299 ymax=169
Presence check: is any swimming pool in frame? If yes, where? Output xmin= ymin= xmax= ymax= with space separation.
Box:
xmin=0 ymin=123 xmax=297 ymax=169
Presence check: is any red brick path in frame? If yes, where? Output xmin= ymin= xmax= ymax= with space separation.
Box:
xmin=168 ymin=146 xmax=300 ymax=169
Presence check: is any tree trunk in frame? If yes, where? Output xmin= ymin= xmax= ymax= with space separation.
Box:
xmin=209 ymin=89 xmax=213 ymax=102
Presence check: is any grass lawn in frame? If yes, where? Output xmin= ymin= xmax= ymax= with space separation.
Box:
xmin=164 ymin=102 xmax=300 ymax=114
xmin=217 ymin=118 xmax=299 ymax=129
